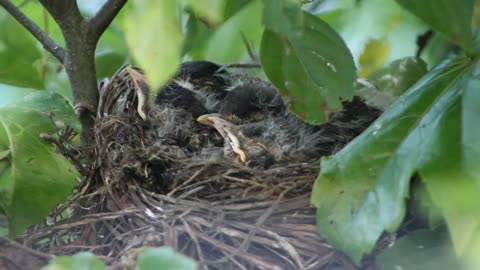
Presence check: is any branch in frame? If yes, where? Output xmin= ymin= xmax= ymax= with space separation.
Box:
xmin=88 ymin=0 xmax=127 ymax=42
xmin=0 ymin=0 xmax=65 ymax=62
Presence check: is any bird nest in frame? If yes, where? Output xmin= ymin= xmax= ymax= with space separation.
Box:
xmin=23 ymin=64 xmax=380 ymax=270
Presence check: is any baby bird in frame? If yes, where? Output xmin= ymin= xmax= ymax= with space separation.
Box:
xmin=196 ymin=97 xmax=380 ymax=168
xmin=151 ymin=60 xmax=380 ymax=167
xmin=155 ymin=61 xmax=229 ymax=117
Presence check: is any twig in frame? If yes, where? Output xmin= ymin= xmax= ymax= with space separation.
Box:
xmin=0 ymin=237 xmax=54 ymax=260
xmin=0 ymin=0 xmax=65 ymax=62
xmin=40 ymin=133 xmax=89 ymax=176
xmin=240 ymin=31 xmax=258 ymax=62
xmin=88 ymin=0 xmax=127 ymax=41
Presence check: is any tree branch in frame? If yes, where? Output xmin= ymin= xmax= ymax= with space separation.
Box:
xmin=0 ymin=0 xmax=65 ymax=63
xmin=88 ymin=0 xmax=127 ymax=42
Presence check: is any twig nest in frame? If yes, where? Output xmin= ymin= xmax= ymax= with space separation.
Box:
xmin=25 ymin=62 xmax=380 ymax=270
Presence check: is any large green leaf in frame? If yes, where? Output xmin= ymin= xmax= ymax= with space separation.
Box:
xmin=137 ymin=247 xmax=197 ymax=270
xmin=260 ymin=12 xmax=355 ymax=124
xmin=124 ymin=1 xmax=182 ymax=91
xmin=41 ymin=252 xmax=106 ymax=270
xmin=394 ymin=0 xmax=474 ymax=52
xmin=311 ymin=55 xmax=478 ymax=264
xmin=0 ymin=11 xmax=43 ymax=89
xmin=0 ymin=93 xmax=78 ymax=236
xmin=420 ymin=61 xmax=480 ymax=269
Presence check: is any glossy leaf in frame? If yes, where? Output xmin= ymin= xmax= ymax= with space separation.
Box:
xmin=395 ymin=0 xmax=474 ymax=51
xmin=0 ymin=93 xmax=78 ymax=236
xmin=311 ymin=55 xmax=474 ymax=264
xmin=421 ymin=61 xmax=480 ymax=269
xmin=0 ymin=12 xmax=43 ymax=89
xmin=41 ymin=252 xmax=106 ymax=270
xmin=378 ymin=226 xmax=463 ymax=270
xmin=137 ymin=247 xmax=197 ymax=270
xmin=125 ymin=1 xmax=182 ymax=91
xmin=261 ymin=12 xmax=355 ymax=124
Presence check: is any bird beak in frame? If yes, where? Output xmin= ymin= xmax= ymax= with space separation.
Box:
xmin=126 ymin=66 xmax=148 ymax=121
xmin=126 ymin=66 xmax=143 ymax=83
xmin=196 ymin=114 xmax=216 ymax=127
xmin=197 ymin=114 xmax=247 ymax=162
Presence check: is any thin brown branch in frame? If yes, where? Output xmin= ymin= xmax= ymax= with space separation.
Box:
xmin=88 ymin=0 xmax=127 ymax=42
xmin=0 ymin=0 xmax=65 ymax=62
xmin=40 ymin=133 xmax=90 ymax=176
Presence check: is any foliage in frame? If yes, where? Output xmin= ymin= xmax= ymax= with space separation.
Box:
xmin=311 ymin=0 xmax=480 ymax=267
xmin=0 ymin=91 xmax=79 ymax=237
xmin=261 ymin=11 xmax=355 ymax=124
xmin=377 ymin=226 xmax=462 ymax=270
xmin=136 ymin=247 xmax=197 ymax=270
xmin=0 ymin=11 xmax=42 ymax=89
xmin=41 ymin=248 xmax=196 ymax=270
xmin=0 ymin=0 xmax=479 ymax=268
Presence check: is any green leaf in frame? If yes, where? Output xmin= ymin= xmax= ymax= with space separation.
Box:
xmin=188 ymin=0 xmax=264 ymax=63
xmin=137 ymin=247 xmax=197 ymax=270
xmin=262 ymin=0 xmax=303 ymax=35
xmin=311 ymin=55 xmax=473 ymax=264
xmin=260 ymin=12 xmax=355 ymax=124
xmin=0 ymin=84 xmax=37 ymax=107
xmin=420 ymin=61 xmax=480 ymax=269
xmin=0 ymin=94 xmax=78 ymax=236
xmin=181 ymin=12 xmax=214 ymax=56
xmin=0 ymin=12 xmax=43 ymax=89
xmin=394 ymin=0 xmax=474 ymax=52
xmin=357 ymin=57 xmax=427 ymax=110
xmin=14 ymin=91 xmax=81 ymax=133
xmin=378 ymin=226 xmax=463 ymax=270
xmin=124 ymin=1 xmax=182 ymax=91
xmin=223 ymin=0 xmax=253 ymax=19
xmin=183 ymin=0 xmax=226 ymax=26
xmin=41 ymin=252 xmax=106 ymax=270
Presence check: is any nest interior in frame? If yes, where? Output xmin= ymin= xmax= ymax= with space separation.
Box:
xmin=24 ymin=62 xmax=381 ymax=270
